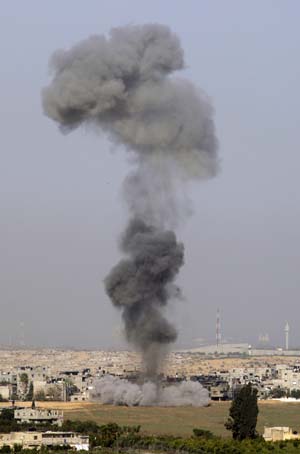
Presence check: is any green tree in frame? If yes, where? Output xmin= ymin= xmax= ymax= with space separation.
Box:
xmin=19 ymin=373 xmax=28 ymax=385
xmin=34 ymin=390 xmax=46 ymax=401
xmin=270 ymin=386 xmax=287 ymax=398
xmin=46 ymin=385 xmax=62 ymax=401
xmin=291 ymin=389 xmax=300 ymax=399
xmin=25 ymin=382 xmax=33 ymax=401
xmin=0 ymin=409 xmax=14 ymax=421
xmin=225 ymin=383 xmax=259 ymax=440
xmin=19 ymin=373 xmax=29 ymax=399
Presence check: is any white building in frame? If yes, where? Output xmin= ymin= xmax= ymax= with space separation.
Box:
xmin=14 ymin=407 xmax=63 ymax=426
xmin=0 ymin=431 xmax=89 ymax=451
xmin=264 ymin=427 xmax=300 ymax=442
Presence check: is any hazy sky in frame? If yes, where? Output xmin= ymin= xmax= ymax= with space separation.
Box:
xmin=1 ymin=1 xmax=300 ymax=349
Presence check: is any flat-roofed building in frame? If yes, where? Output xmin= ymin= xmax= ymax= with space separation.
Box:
xmin=0 ymin=385 xmax=12 ymax=400
xmin=0 ymin=431 xmax=89 ymax=451
xmin=263 ymin=427 xmax=300 ymax=441
xmin=14 ymin=408 xmax=63 ymax=426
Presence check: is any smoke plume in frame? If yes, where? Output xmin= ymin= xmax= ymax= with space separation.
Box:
xmin=105 ymin=218 xmax=183 ymax=377
xmin=42 ymin=24 xmax=218 ymax=405
xmin=91 ymin=374 xmax=209 ymax=407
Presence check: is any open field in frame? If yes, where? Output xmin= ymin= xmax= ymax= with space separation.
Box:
xmin=64 ymin=401 xmax=300 ymax=437
xmin=6 ymin=401 xmax=300 ymax=437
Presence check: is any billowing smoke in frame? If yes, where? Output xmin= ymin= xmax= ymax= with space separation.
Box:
xmin=91 ymin=374 xmax=209 ymax=407
xmin=42 ymin=24 xmax=218 ymax=405
xmin=105 ymin=218 xmax=183 ymax=377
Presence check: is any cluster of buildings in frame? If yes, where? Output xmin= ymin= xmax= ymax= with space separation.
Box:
xmin=0 ymin=404 xmax=89 ymax=450
xmin=0 ymin=431 xmax=89 ymax=451
xmin=1 ymin=357 xmax=300 ymax=403
xmin=190 ymin=363 xmax=300 ymax=400
xmin=0 ymin=365 xmax=99 ymax=402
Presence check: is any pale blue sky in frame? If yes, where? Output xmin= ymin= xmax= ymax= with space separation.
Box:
xmin=1 ymin=1 xmax=300 ymax=348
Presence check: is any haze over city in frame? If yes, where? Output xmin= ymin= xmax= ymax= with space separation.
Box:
xmin=1 ymin=1 xmax=300 ymax=349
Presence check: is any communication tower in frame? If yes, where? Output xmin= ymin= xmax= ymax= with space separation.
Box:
xmin=284 ymin=322 xmax=290 ymax=350
xmin=216 ymin=308 xmax=221 ymax=351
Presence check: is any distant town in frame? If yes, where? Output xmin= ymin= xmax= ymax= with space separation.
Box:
xmin=0 ymin=346 xmax=300 ymax=403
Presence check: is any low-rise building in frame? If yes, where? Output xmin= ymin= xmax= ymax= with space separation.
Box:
xmin=0 ymin=431 xmax=89 ymax=451
xmin=14 ymin=407 xmax=63 ymax=426
xmin=0 ymin=384 xmax=12 ymax=400
xmin=70 ymin=389 xmax=90 ymax=402
xmin=263 ymin=426 xmax=300 ymax=441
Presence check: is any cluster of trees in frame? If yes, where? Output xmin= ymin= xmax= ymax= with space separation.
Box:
xmin=270 ymin=387 xmax=300 ymax=399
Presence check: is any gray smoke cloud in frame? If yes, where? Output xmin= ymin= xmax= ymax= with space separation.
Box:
xmin=105 ymin=218 xmax=184 ymax=377
xmin=42 ymin=24 xmax=218 ymax=404
xmin=91 ymin=375 xmax=209 ymax=407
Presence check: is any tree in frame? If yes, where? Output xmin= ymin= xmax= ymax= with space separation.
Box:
xmin=25 ymin=382 xmax=33 ymax=401
xmin=269 ymin=386 xmax=287 ymax=398
xmin=225 ymin=383 xmax=258 ymax=440
xmin=19 ymin=373 xmax=29 ymax=399
xmin=291 ymin=389 xmax=300 ymax=399
xmin=47 ymin=385 xmax=62 ymax=401
xmin=19 ymin=373 xmax=28 ymax=385
xmin=34 ymin=390 xmax=46 ymax=401
xmin=0 ymin=409 xmax=14 ymax=421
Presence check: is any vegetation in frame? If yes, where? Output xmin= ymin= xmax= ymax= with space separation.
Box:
xmin=269 ymin=388 xmax=300 ymax=399
xmin=193 ymin=428 xmax=215 ymax=439
xmin=19 ymin=374 xmax=28 ymax=386
xmin=62 ymin=401 xmax=300 ymax=437
xmin=270 ymin=387 xmax=288 ymax=398
xmin=225 ymin=383 xmax=259 ymax=440
xmin=25 ymin=383 xmax=33 ymax=401
xmin=291 ymin=389 xmax=300 ymax=399
xmin=3 ymin=422 xmax=300 ymax=454
xmin=0 ymin=408 xmax=61 ymax=434
xmin=1 ymin=411 xmax=300 ymax=453
xmin=34 ymin=390 xmax=46 ymax=401
xmin=19 ymin=374 xmax=30 ymax=399
xmin=46 ymin=386 xmax=62 ymax=402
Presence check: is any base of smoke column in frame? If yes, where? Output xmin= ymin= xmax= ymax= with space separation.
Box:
xmin=91 ymin=375 xmax=210 ymax=407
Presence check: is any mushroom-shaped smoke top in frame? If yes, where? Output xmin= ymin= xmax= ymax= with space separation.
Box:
xmin=42 ymin=23 xmax=218 ymax=383
xmin=42 ymin=23 xmax=218 ymax=180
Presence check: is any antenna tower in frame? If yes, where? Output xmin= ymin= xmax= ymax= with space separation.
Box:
xmin=216 ymin=308 xmax=221 ymax=350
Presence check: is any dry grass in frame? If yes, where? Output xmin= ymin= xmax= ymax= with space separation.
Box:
xmin=4 ymin=400 xmax=300 ymax=437
xmin=64 ymin=401 xmax=300 ymax=437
